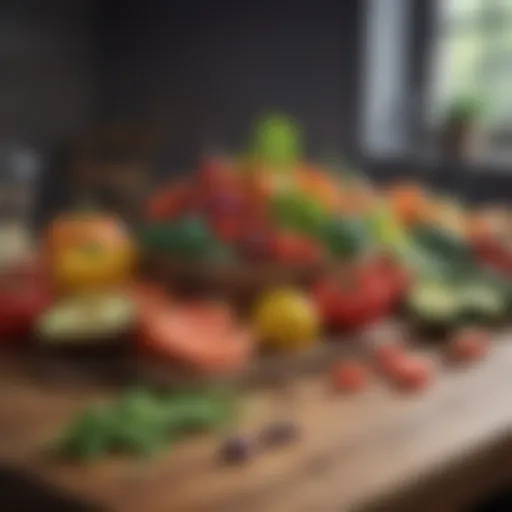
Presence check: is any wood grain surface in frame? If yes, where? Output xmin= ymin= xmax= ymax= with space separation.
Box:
xmin=2 ymin=338 xmax=512 ymax=511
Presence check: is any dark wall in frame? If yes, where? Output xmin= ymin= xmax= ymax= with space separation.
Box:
xmin=0 ymin=0 xmax=98 ymax=149
xmin=97 ymin=0 xmax=363 ymax=170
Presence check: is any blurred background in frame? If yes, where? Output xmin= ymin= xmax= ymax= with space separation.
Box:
xmin=0 ymin=0 xmax=511 ymax=227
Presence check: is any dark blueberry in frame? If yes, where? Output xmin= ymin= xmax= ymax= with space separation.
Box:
xmin=259 ymin=421 xmax=300 ymax=448
xmin=219 ymin=436 xmax=252 ymax=464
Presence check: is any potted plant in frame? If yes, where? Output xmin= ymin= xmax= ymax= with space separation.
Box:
xmin=439 ymin=95 xmax=485 ymax=160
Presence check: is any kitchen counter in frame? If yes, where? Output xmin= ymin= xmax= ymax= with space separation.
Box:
xmin=1 ymin=339 xmax=512 ymax=511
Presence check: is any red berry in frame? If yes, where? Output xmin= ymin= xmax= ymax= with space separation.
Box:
xmin=374 ymin=342 xmax=406 ymax=374
xmin=448 ymin=328 xmax=490 ymax=363
xmin=330 ymin=361 xmax=369 ymax=393
xmin=388 ymin=355 xmax=433 ymax=392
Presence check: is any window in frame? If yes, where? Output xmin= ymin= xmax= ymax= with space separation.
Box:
xmin=433 ymin=0 xmax=512 ymax=138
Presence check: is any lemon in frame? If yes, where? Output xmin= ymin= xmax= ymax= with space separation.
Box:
xmin=253 ymin=288 xmax=319 ymax=351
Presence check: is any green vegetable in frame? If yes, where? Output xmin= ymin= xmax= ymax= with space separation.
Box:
xmin=407 ymin=282 xmax=461 ymax=338
xmin=320 ymin=217 xmax=369 ymax=259
xmin=139 ymin=216 xmax=217 ymax=259
xmin=251 ymin=114 xmax=302 ymax=169
xmin=458 ymin=283 xmax=505 ymax=326
xmin=366 ymin=202 xmax=409 ymax=255
xmin=37 ymin=295 xmax=134 ymax=343
xmin=55 ymin=405 xmax=114 ymax=462
xmin=271 ymin=191 xmax=326 ymax=236
xmin=411 ymin=223 xmax=473 ymax=265
xmin=51 ymin=387 xmax=236 ymax=463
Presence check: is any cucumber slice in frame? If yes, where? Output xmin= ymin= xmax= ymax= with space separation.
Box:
xmin=38 ymin=294 xmax=134 ymax=343
xmin=459 ymin=284 xmax=505 ymax=326
xmin=408 ymin=282 xmax=460 ymax=339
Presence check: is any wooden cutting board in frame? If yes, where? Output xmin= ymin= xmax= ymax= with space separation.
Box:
xmin=1 ymin=337 xmax=512 ymax=511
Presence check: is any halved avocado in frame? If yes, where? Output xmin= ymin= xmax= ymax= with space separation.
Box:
xmin=407 ymin=282 xmax=461 ymax=340
xmin=37 ymin=294 xmax=134 ymax=357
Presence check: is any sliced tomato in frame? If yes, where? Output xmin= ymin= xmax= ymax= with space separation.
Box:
xmin=137 ymin=300 xmax=253 ymax=373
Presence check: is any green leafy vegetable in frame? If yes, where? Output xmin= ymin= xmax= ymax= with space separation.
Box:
xmin=50 ymin=387 xmax=237 ymax=463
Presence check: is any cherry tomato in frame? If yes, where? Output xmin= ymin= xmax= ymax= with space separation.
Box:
xmin=373 ymin=342 xmax=406 ymax=374
xmin=330 ymin=360 xmax=369 ymax=393
xmin=387 ymin=355 xmax=434 ymax=392
xmin=448 ymin=328 xmax=490 ymax=363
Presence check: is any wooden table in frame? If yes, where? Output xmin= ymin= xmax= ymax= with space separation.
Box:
xmin=2 ymin=339 xmax=512 ymax=512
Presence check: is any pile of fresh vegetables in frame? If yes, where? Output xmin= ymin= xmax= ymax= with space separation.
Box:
xmin=0 ymin=115 xmax=511 ymax=356
xmin=137 ymin=115 xmax=512 ymax=343
xmin=1 ymin=114 xmax=512 ymax=464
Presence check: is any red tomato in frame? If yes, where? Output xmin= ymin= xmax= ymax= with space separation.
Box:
xmin=370 ymin=255 xmax=411 ymax=304
xmin=210 ymin=217 xmax=243 ymax=243
xmin=312 ymin=275 xmax=385 ymax=331
xmin=146 ymin=183 xmax=190 ymax=220
xmin=272 ymin=233 xmax=322 ymax=264
xmin=472 ymin=236 xmax=512 ymax=275
xmin=197 ymin=157 xmax=238 ymax=193
xmin=330 ymin=360 xmax=369 ymax=393
xmin=448 ymin=328 xmax=490 ymax=363
xmin=0 ymin=258 xmax=53 ymax=341
xmin=313 ymin=279 xmax=345 ymax=323
xmin=373 ymin=342 xmax=406 ymax=374
xmin=388 ymin=355 xmax=434 ymax=392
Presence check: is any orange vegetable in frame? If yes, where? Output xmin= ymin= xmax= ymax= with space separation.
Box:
xmin=387 ymin=183 xmax=429 ymax=226
xmin=295 ymin=167 xmax=341 ymax=211
xmin=45 ymin=211 xmax=135 ymax=294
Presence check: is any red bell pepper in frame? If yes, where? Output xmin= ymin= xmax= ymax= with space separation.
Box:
xmin=145 ymin=182 xmax=191 ymax=220
xmin=312 ymin=262 xmax=395 ymax=332
xmin=471 ymin=235 xmax=512 ymax=275
xmin=197 ymin=157 xmax=238 ymax=194
xmin=0 ymin=257 xmax=53 ymax=341
xmin=272 ymin=233 xmax=323 ymax=264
